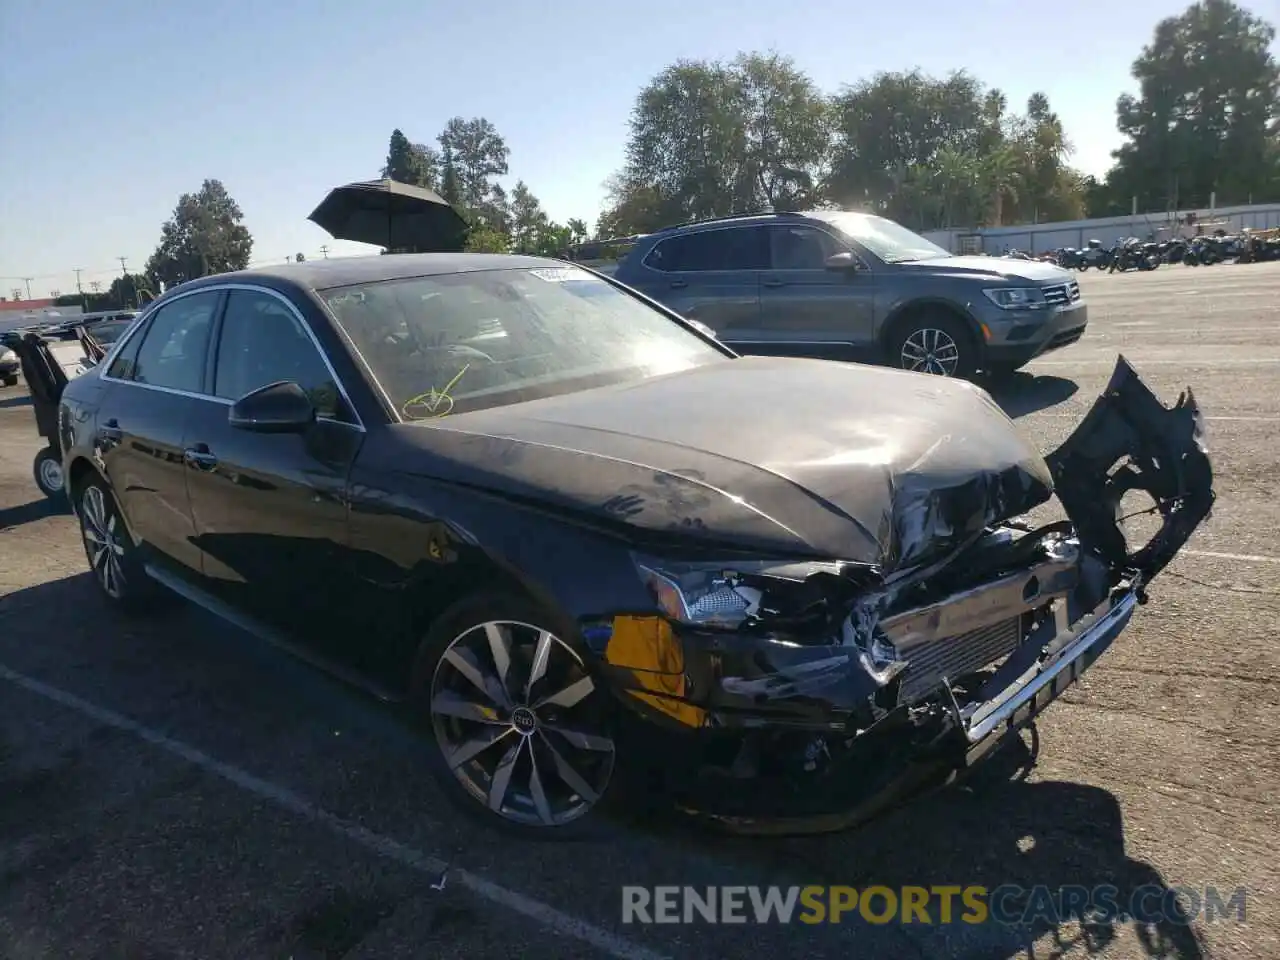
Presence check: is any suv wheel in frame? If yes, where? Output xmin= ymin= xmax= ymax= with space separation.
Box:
xmin=888 ymin=313 xmax=977 ymax=378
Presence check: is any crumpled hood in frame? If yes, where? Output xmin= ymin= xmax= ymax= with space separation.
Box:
xmin=401 ymin=357 xmax=1054 ymax=572
xmin=900 ymin=255 xmax=1073 ymax=284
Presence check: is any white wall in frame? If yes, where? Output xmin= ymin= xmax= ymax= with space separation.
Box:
xmin=923 ymin=202 xmax=1280 ymax=254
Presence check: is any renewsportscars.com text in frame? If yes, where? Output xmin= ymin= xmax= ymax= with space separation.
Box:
xmin=621 ymin=884 xmax=1247 ymax=927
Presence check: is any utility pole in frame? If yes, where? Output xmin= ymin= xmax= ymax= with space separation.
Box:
xmin=117 ymin=256 xmax=128 ymax=275
xmin=319 ymin=245 xmax=330 ymax=259
xmin=21 ymin=277 xmax=32 ymax=299
xmin=73 ymin=268 xmax=85 ymax=306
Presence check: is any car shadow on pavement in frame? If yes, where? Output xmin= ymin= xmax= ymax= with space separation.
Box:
xmin=0 ymin=497 xmax=67 ymax=530
xmin=987 ymin=372 xmax=1079 ymax=419
xmin=641 ymin=739 xmax=1206 ymax=959
xmin=0 ymin=393 xmax=33 ymax=409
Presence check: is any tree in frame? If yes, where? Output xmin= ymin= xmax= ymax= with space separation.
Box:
xmin=566 ymin=218 xmax=590 ymax=245
xmin=146 ymin=179 xmax=253 ymax=289
xmin=1107 ymin=0 xmax=1280 ymax=210
xmin=437 ymin=117 xmax=510 ymax=210
xmin=509 ymin=180 xmax=549 ymax=253
xmin=382 ymin=128 xmax=440 ymax=189
xmin=732 ymin=52 xmax=830 ymax=210
xmin=108 ymin=272 xmax=154 ymax=308
xmin=616 ymin=59 xmax=750 ymax=225
xmin=828 ymin=69 xmax=989 ymax=224
xmin=53 ymin=271 xmax=153 ymax=311
xmin=464 ymin=227 xmax=510 ymax=253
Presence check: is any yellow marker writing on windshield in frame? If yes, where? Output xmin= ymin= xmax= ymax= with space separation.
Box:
xmin=402 ymin=363 xmax=471 ymax=420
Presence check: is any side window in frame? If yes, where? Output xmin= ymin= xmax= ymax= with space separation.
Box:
xmin=129 ymin=292 xmax=220 ymax=392
xmin=213 ymin=289 xmax=343 ymax=419
xmin=770 ymin=226 xmax=844 ymax=270
xmin=105 ymin=317 xmax=148 ymax=380
xmin=643 ymin=227 xmax=768 ymax=272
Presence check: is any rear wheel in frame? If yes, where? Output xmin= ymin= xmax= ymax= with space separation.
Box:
xmin=411 ymin=592 xmax=619 ymax=838
xmin=76 ymin=475 xmax=157 ymax=612
xmin=887 ymin=312 xmax=978 ymax=378
xmin=32 ymin=447 xmax=65 ymax=501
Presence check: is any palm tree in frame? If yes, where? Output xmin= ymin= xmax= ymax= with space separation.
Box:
xmin=983 ymin=147 xmax=1022 ymax=226
xmin=933 ymin=147 xmax=981 ymax=228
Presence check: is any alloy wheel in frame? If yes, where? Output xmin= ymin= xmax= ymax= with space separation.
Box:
xmin=901 ymin=327 xmax=961 ymax=376
xmin=429 ymin=620 xmax=615 ymax=827
xmin=82 ymin=486 xmax=126 ymax=598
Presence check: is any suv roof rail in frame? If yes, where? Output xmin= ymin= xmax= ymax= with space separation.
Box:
xmin=656 ymin=210 xmax=806 ymax=233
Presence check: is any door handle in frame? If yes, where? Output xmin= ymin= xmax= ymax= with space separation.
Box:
xmin=762 ymin=278 xmax=786 ymax=288
xmin=669 ymin=279 xmax=688 ymax=289
xmin=183 ymin=443 xmax=218 ymax=470
xmin=99 ymin=418 xmax=123 ymax=441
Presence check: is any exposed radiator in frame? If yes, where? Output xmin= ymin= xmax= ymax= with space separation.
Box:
xmin=896 ymin=616 xmax=1024 ymax=704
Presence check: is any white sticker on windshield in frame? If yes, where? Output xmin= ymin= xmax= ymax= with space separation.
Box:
xmin=528 ymin=268 xmax=580 ymax=283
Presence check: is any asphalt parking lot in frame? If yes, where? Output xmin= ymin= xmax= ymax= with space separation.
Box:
xmin=2 ymin=262 xmax=1278 ymax=960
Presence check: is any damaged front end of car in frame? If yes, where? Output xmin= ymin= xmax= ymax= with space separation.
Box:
xmin=587 ymin=357 xmax=1215 ymax=833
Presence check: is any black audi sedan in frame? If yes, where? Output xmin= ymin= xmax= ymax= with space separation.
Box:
xmin=58 ymin=254 xmax=1213 ymax=836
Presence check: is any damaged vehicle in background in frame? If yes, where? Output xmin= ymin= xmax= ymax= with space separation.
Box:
xmin=56 ymin=254 xmax=1214 ymax=837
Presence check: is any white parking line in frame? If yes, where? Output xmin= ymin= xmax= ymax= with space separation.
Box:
xmin=0 ymin=663 xmax=670 ymax=960
xmin=1183 ymin=549 xmax=1280 ymax=566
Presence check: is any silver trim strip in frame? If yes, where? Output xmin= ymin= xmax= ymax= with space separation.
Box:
xmin=964 ymin=591 xmax=1137 ymax=744
xmin=723 ymin=339 xmax=856 ymax=346
xmin=100 ymin=282 xmax=366 ymax=431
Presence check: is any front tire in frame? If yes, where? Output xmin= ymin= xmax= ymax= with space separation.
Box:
xmin=887 ymin=312 xmax=977 ymax=378
xmin=411 ymin=592 xmax=619 ymax=838
xmin=33 ymin=447 xmax=65 ymax=502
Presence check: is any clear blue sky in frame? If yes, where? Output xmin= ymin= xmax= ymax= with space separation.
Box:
xmin=0 ymin=0 xmax=1235 ymax=297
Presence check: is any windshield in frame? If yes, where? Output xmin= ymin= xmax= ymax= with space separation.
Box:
xmin=321 ymin=265 xmax=727 ymax=420
xmin=809 ymin=212 xmax=952 ymax=263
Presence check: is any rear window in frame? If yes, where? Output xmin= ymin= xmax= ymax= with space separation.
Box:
xmin=642 ymin=227 xmax=769 ymax=272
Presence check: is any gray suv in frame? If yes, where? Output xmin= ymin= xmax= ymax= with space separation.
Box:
xmin=612 ymin=211 xmax=1088 ymax=378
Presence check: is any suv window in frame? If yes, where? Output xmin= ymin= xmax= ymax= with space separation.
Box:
xmin=643 ymin=226 xmax=769 ymax=272
xmin=213 ymin=289 xmax=342 ymax=418
xmin=126 ymin=292 xmax=220 ymax=392
xmin=769 ymin=225 xmax=844 ymax=270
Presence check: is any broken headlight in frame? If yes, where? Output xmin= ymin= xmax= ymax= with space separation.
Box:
xmin=633 ymin=554 xmax=846 ymax=628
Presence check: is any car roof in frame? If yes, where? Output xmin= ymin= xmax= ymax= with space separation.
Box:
xmin=201 ymin=253 xmax=567 ymax=293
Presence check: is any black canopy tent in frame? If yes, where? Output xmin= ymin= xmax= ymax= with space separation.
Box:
xmin=308 ymin=179 xmax=469 ymax=253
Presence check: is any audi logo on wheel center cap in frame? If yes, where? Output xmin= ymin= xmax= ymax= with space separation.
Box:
xmin=511 ymin=707 xmax=538 ymax=734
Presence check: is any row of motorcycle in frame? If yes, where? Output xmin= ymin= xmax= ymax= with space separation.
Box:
xmin=1050 ymin=232 xmax=1280 ymax=273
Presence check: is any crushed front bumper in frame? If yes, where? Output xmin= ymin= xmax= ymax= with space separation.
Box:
xmin=598 ymin=356 xmax=1213 ymax=833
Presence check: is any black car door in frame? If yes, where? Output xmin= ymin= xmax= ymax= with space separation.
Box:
xmin=183 ymin=285 xmax=364 ymax=653
xmin=96 ymin=289 xmax=224 ymax=574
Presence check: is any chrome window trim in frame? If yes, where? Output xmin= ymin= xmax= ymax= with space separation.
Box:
xmin=101 ymin=282 xmax=366 ymax=432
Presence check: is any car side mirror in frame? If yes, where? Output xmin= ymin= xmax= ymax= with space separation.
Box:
xmin=824 ymin=251 xmax=858 ymax=271
xmin=229 ymin=380 xmax=316 ymax=434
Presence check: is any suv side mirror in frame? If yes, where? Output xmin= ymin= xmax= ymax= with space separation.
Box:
xmin=229 ymin=380 xmax=316 ymax=434
xmin=824 ymin=251 xmax=859 ymax=271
